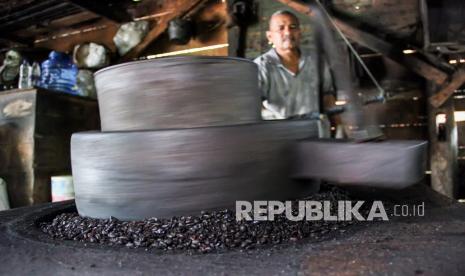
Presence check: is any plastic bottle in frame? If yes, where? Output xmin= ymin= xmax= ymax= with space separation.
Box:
xmin=40 ymin=51 xmax=78 ymax=94
xmin=31 ymin=62 xmax=41 ymax=87
xmin=18 ymin=60 xmax=32 ymax=89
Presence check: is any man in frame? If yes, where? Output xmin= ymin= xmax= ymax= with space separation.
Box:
xmin=254 ymin=10 xmax=383 ymax=140
xmin=254 ymin=10 xmax=334 ymax=123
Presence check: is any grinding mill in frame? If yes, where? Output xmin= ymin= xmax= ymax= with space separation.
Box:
xmin=71 ymin=56 xmax=427 ymax=221
xmin=2 ymin=0 xmax=465 ymax=275
xmin=71 ymin=57 xmax=321 ymax=220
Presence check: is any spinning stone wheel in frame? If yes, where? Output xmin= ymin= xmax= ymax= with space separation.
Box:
xmin=71 ymin=57 xmax=320 ymax=220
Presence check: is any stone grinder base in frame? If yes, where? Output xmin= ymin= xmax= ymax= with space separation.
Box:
xmin=1 ymin=184 xmax=464 ymax=275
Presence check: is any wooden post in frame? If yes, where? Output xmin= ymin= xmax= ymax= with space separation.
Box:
xmin=226 ymin=0 xmax=256 ymax=57
xmin=427 ymin=81 xmax=458 ymax=198
xmin=227 ymin=25 xmax=242 ymax=57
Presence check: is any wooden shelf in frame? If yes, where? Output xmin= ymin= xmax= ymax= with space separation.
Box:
xmin=0 ymin=88 xmax=100 ymax=207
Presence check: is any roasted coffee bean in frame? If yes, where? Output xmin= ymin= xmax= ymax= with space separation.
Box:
xmin=40 ymin=187 xmax=364 ymax=253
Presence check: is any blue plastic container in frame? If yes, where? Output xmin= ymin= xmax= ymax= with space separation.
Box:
xmin=39 ymin=51 xmax=79 ymax=95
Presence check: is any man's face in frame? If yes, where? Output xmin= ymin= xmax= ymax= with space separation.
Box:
xmin=266 ymin=14 xmax=301 ymax=52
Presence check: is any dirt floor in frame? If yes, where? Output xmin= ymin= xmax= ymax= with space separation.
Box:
xmin=0 ymin=184 xmax=464 ymax=275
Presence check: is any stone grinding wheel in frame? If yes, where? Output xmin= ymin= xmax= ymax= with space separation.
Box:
xmin=71 ymin=120 xmax=319 ymax=220
xmin=94 ymin=56 xmax=262 ymax=131
xmin=292 ymin=139 xmax=428 ymax=188
xmin=76 ymin=56 xmax=427 ymax=221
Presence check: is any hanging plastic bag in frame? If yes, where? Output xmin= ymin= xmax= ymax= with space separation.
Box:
xmin=73 ymin=42 xmax=110 ymax=69
xmin=113 ymin=21 xmax=149 ymax=56
xmin=76 ymin=69 xmax=97 ymax=98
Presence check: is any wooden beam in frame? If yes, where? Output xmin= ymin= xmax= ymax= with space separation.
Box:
xmin=0 ymin=0 xmax=59 ymax=25
xmin=67 ymin=0 xmax=132 ymax=23
xmin=227 ymin=25 xmax=241 ymax=57
xmin=0 ymin=2 xmax=77 ymax=32
xmin=47 ymin=11 xmax=100 ymax=28
xmin=334 ymin=19 xmax=449 ymax=86
xmin=429 ymin=69 xmax=465 ymax=108
xmin=275 ymin=0 xmax=449 ymax=86
xmin=32 ymin=18 xmax=113 ymax=51
xmin=275 ymin=0 xmax=314 ymax=16
xmin=0 ymin=38 xmax=23 ymax=50
xmin=120 ymin=0 xmax=207 ymax=62
xmin=0 ymin=34 xmax=32 ymax=47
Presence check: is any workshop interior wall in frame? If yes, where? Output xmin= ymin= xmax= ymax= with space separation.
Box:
xmin=247 ymin=0 xmax=428 ymax=141
xmin=143 ymin=1 xmax=228 ymax=57
xmin=34 ymin=17 xmax=119 ymax=54
xmin=33 ymin=1 xmax=229 ymax=59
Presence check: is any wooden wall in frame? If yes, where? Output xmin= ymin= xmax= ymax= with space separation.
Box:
xmin=143 ymin=0 xmax=228 ymax=57
xmin=332 ymin=0 xmax=420 ymax=39
xmin=0 ymin=89 xmax=99 ymax=207
xmin=32 ymin=1 xmax=229 ymax=59
xmin=245 ymin=0 xmax=428 ymax=141
xmin=34 ymin=17 xmax=120 ymax=54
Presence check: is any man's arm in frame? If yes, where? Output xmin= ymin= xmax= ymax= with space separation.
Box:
xmin=254 ymin=57 xmax=285 ymax=120
xmin=254 ymin=56 xmax=270 ymax=100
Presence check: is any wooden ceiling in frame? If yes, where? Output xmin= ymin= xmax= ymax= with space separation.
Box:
xmin=1 ymin=0 xmax=463 ymax=50
xmin=0 ymin=0 xmax=464 ymax=70
xmin=0 ymin=0 xmax=144 ymax=50
xmin=0 ymin=0 xmax=463 ymax=107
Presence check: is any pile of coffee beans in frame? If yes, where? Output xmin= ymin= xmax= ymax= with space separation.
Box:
xmin=40 ymin=186 xmax=362 ymax=253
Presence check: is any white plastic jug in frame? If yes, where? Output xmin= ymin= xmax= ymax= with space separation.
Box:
xmin=0 ymin=178 xmax=10 ymax=211
xmin=51 ymin=176 xmax=75 ymax=202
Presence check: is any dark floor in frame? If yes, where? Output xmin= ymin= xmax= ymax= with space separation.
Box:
xmin=0 ymin=184 xmax=464 ymax=275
